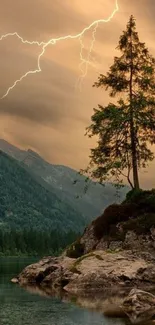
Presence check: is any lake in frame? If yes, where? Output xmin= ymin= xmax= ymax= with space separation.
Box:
xmin=0 ymin=257 xmax=127 ymax=325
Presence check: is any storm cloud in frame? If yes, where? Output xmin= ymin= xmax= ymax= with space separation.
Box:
xmin=0 ymin=0 xmax=155 ymax=188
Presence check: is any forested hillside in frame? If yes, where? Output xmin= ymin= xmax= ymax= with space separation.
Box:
xmin=0 ymin=139 xmax=128 ymax=220
xmin=0 ymin=151 xmax=84 ymax=255
xmin=0 ymin=141 xmax=128 ymax=255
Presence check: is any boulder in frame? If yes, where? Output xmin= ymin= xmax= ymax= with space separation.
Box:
xmin=11 ymin=277 xmax=19 ymax=283
xmin=18 ymin=256 xmax=76 ymax=289
xmin=18 ymin=256 xmax=59 ymax=284
xmin=122 ymin=289 xmax=155 ymax=324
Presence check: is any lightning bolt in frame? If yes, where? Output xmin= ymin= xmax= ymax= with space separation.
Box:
xmin=76 ymin=22 xmax=99 ymax=91
xmin=0 ymin=0 xmax=118 ymax=99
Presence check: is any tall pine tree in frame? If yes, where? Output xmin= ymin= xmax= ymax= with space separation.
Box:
xmin=85 ymin=16 xmax=155 ymax=189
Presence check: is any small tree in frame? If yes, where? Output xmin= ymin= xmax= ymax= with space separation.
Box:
xmin=85 ymin=16 xmax=155 ymax=189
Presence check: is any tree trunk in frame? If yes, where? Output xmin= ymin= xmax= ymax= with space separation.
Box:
xmin=129 ymin=29 xmax=140 ymax=190
xmin=130 ymin=119 xmax=140 ymax=189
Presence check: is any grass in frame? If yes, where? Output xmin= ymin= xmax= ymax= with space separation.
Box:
xmin=70 ymin=252 xmax=104 ymax=273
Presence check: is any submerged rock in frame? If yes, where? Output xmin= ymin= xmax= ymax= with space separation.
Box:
xmin=122 ymin=289 xmax=155 ymax=324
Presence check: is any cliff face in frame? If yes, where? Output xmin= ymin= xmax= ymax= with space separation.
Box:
xmin=66 ymin=189 xmax=155 ymax=258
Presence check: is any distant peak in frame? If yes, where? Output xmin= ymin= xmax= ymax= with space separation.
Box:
xmin=27 ymin=149 xmax=43 ymax=160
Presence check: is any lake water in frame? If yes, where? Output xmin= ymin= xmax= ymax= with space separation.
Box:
xmin=0 ymin=257 xmax=126 ymax=325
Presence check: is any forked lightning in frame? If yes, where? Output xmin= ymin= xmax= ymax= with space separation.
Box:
xmin=0 ymin=0 xmax=119 ymax=99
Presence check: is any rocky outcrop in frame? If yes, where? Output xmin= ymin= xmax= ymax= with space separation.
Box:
xmin=68 ymin=225 xmax=155 ymax=258
xmin=17 ymin=256 xmax=77 ymax=289
xmin=122 ymin=289 xmax=155 ymax=324
xmin=16 ymin=250 xmax=155 ymax=296
xmin=13 ymin=189 xmax=155 ymax=324
xmin=65 ymin=190 xmax=155 ymax=258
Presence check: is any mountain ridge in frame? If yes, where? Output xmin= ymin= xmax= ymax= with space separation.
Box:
xmin=0 ymin=139 xmax=128 ymax=220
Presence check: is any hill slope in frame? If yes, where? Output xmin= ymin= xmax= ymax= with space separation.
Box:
xmin=0 ymin=151 xmax=87 ymax=233
xmin=0 ymin=139 xmax=128 ymax=220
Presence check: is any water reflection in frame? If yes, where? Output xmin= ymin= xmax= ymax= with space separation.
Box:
xmin=22 ymin=282 xmax=127 ymax=315
xmin=0 ymin=257 xmax=128 ymax=325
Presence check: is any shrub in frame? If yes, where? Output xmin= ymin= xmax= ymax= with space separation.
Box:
xmin=123 ymin=213 xmax=155 ymax=235
xmin=125 ymin=189 xmax=155 ymax=213
xmin=92 ymin=203 xmax=137 ymax=240
xmin=66 ymin=240 xmax=84 ymax=258
xmin=125 ymin=188 xmax=144 ymax=201
xmin=93 ymin=189 xmax=155 ymax=240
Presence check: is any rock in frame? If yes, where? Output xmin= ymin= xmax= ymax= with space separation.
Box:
xmin=136 ymin=265 xmax=155 ymax=283
xmin=151 ymin=227 xmax=155 ymax=241
xmin=18 ymin=256 xmax=76 ymax=289
xmin=122 ymin=289 xmax=155 ymax=324
xmin=17 ymin=251 xmax=155 ymax=298
xmin=11 ymin=277 xmax=19 ymax=283
xmin=67 ymin=194 xmax=155 ymax=257
xmin=42 ymin=267 xmax=78 ymax=291
xmin=64 ymin=251 xmax=148 ymax=294
xmin=18 ymin=256 xmax=59 ymax=285
xmin=95 ymin=238 xmax=108 ymax=250
xmin=108 ymin=241 xmax=123 ymax=251
xmin=15 ymin=250 xmax=155 ymax=296
xmin=123 ymin=231 xmax=138 ymax=249
xmin=79 ymin=225 xmax=154 ymax=256
xmin=80 ymin=224 xmax=99 ymax=254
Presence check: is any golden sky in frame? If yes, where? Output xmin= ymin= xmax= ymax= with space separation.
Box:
xmin=0 ymin=0 xmax=155 ymax=188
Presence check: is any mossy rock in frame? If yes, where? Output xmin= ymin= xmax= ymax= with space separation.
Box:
xmin=69 ymin=265 xmax=81 ymax=274
xmin=70 ymin=252 xmax=103 ymax=273
xmin=66 ymin=240 xmax=84 ymax=258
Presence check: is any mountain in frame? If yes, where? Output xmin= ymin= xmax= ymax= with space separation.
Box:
xmin=0 ymin=139 xmax=128 ymax=220
xmin=0 ymin=150 xmax=87 ymax=233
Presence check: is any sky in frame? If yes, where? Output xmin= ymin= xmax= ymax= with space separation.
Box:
xmin=0 ymin=0 xmax=155 ymax=188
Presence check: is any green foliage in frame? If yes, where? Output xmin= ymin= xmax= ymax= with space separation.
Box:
xmin=69 ymin=266 xmax=81 ymax=274
xmin=0 ymin=228 xmax=79 ymax=256
xmin=0 ymin=151 xmax=86 ymax=234
xmin=70 ymin=252 xmax=95 ymax=271
xmin=0 ymin=151 xmax=85 ymax=255
xmin=84 ymin=15 xmax=155 ymax=189
xmin=125 ymin=188 xmax=155 ymax=213
xmin=106 ymin=248 xmax=121 ymax=254
xmin=125 ymin=188 xmax=144 ymax=201
xmin=66 ymin=239 xmax=84 ymax=258
xmin=73 ymin=252 xmax=94 ymax=264
xmin=0 ymin=139 xmax=128 ymax=220
xmin=70 ymin=252 xmax=104 ymax=273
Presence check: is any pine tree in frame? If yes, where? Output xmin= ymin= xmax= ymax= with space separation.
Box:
xmin=85 ymin=16 xmax=155 ymax=189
